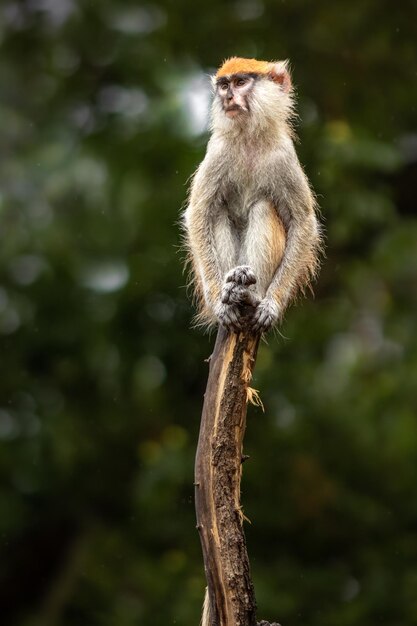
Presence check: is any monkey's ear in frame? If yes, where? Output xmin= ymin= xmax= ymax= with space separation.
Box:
xmin=268 ymin=62 xmax=292 ymax=93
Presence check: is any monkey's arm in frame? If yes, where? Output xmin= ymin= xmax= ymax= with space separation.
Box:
xmin=184 ymin=165 xmax=243 ymax=329
xmin=184 ymin=175 xmax=221 ymax=308
xmin=251 ymin=154 xmax=321 ymax=331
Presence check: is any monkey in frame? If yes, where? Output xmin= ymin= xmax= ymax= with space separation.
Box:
xmin=182 ymin=57 xmax=322 ymax=334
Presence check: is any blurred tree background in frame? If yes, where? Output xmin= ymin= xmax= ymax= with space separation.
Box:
xmin=1 ymin=1 xmax=417 ymax=625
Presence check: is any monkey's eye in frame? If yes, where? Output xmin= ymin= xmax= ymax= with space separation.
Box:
xmin=235 ymin=78 xmax=247 ymax=87
xmin=218 ymin=82 xmax=228 ymax=91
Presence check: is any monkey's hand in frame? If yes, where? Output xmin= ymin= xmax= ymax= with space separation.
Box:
xmin=214 ymin=302 xmax=246 ymax=333
xmin=221 ymin=265 xmax=259 ymax=307
xmin=221 ymin=282 xmax=260 ymax=307
xmin=225 ymin=265 xmax=256 ymax=287
xmin=250 ymin=298 xmax=280 ymax=333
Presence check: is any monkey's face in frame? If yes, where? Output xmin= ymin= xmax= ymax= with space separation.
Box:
xmin=211 ymin=62 xmax=294 ymax=134
xmin=216 ymin=74 xmax=257 ymax=118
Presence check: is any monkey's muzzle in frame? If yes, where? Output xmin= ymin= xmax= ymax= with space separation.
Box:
xmin=224 ymin=104 xmax=244 ymax=118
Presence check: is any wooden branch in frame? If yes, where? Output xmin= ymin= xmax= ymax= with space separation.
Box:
xmin=195 ymin=326 xmax=280 ymax=626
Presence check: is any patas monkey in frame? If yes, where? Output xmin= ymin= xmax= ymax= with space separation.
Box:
xmin=183 ymin=57 xmax=322 ymax=333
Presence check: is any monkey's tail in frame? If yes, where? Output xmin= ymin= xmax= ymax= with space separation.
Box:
xmin=200 ymin=587 xmax=211 ymax=626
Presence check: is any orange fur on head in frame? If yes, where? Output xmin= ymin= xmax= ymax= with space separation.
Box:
xmin=216 ymin=57 xmax=275 ymax=78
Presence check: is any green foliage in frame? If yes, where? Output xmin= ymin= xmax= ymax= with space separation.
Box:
xmin=1 ymin=1 xmax=417 ymax=625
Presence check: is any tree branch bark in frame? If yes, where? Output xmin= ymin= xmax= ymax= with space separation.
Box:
xmin=195 ymin=326 xmax=280 ymax=626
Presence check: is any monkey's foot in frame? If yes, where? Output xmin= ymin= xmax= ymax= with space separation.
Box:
xmin=225 ymin=265 xmax=257 ymax=287
xmin=215 ymin=302 xmax=245 ymax=333
xmin=250 ymin=298 xmax=279 ymax=333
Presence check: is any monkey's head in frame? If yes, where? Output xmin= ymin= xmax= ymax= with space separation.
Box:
xmin=211 ymin=57 xmax=294 ymax=134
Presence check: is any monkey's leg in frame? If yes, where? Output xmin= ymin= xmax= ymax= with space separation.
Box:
xmin=241 ymin=200 xmax=286 ymax=332
xmin=241 ymin=200 xmax=286 ymax=297
xmin=210 ymin=213 xmax=250 ymax=332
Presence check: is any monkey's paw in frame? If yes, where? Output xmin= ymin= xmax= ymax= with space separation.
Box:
xmin=225 ymin=265 xmax=257 ymax=287
xmin=250 ymin=298 xmax=279 ymax=333
xmin=215 ymin=302 xmax=245 ymax=333
xmin=221 ymin=282 xmax=260 ymax=307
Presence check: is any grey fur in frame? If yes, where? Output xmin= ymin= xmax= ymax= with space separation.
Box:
xmin=182 ymin=63 xmax=322 ymax=333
